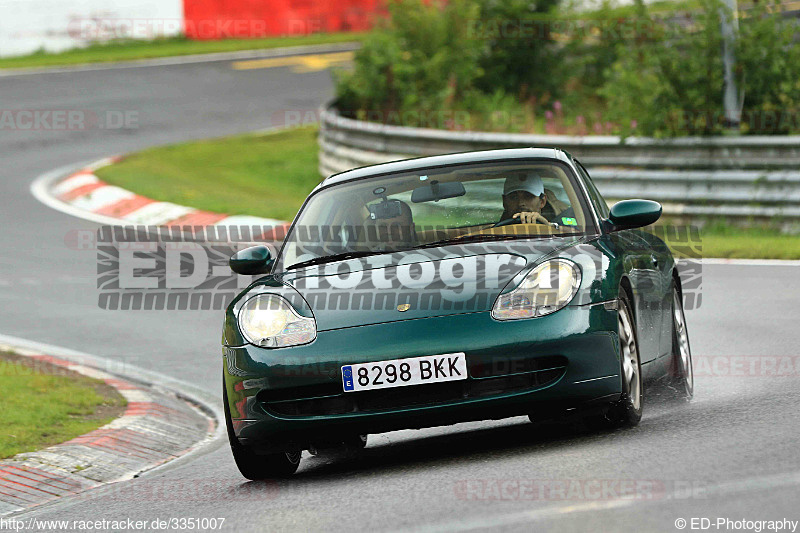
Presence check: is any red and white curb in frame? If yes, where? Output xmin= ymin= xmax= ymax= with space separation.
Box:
xmin=31 ymin=157 xmax=289 ymax=240
xmin=0 ymin=342 xmax=216 ymax=517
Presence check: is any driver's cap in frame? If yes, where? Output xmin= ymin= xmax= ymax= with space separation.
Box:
xmin=503 ymin=172 xmax=544 ymax=197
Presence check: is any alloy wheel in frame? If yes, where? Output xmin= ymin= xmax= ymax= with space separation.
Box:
xmin=618 ymin=301 xmax=642 ymax=411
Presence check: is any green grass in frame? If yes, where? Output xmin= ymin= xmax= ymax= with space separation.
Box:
xmin=0 ymin=33 xmax=365 ymax=70
xmin=96 ymin=127 xmax=323 ymax=222
xmin=689 ymin=226 xmax=800 ymax=260
xmin=97 ymin=127 xmax=799 ymax=258
xmin=0 ymin=353 xmax=126 ymax=459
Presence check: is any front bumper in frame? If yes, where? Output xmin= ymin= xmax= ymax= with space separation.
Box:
xmin=223 ymin=304 xmax=621 ymax=451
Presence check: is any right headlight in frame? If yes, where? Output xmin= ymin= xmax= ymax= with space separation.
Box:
xmin=237 ymin=294 xmax=316 ymax=348
xmin=492 ymin=258 xmax=581 ymax=320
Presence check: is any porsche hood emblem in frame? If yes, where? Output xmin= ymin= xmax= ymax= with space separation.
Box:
xmin=397 ymin=303 xmax=411 ymax=312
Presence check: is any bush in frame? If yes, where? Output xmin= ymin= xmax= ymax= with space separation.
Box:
xmin=335 ymin=0 xmax=800 ymax=136
xmin=600 ymin=0 xmax=800 ymax=137
xmin=735 ymin=1 xmax=800 ymax=134
xmin=335 ymin=0 xmax=485 ymax=127
xmin=335 ymin=0 xmax=572 ymax=130
xmin=473 ymin=0 xmax=563 ymax=100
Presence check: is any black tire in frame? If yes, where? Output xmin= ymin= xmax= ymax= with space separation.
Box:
xmin=605 ymin=289 xmax=644 ymax=428
xmin=668 ymin=282 xmax=694 ymax=400
xmin=223 ymin=385 xmax=301 ymax=479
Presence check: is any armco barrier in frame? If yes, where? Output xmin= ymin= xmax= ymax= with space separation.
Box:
xmin=318 ymin=107 xmax=800 ymax=220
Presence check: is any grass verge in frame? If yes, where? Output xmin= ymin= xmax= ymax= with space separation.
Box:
xmin=96 ymin=127 xmax=321 ymax=222
xmin=95 ymin=127 xmax=799 ymax=259
xmin=0 ymin=352 xmax=126 ymax=459
xmin=0 ymin=33 xmax=364 ymax=71
xmin=692 ymin=225 xmax=800 ymax=260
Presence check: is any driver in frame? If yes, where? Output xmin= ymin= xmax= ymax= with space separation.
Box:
xmin=500 ymin=172 xmax=555 ymax=224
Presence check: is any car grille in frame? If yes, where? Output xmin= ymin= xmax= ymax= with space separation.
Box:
xmin=262 ymin=359 xmax=567 ymax=417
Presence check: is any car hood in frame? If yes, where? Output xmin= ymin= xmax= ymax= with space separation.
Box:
xmin=276 ymin=237 xmax=589 ymax=331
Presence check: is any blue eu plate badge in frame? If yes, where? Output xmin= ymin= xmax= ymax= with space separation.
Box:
xmin=342 ymin=365 xmax=354 ymax=391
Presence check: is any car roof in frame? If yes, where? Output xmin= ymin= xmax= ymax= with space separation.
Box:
xmin=319 ymin=148 xmax=573 ymax=189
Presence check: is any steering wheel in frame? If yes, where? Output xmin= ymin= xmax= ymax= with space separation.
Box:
xmin=491 ymin=218 xmax=521 ymax=228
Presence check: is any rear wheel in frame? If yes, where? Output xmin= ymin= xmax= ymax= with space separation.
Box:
xmin=669 ymin=283 xmax=694 ymax=400
xmin=606 ymin=290 xmax=643 ymax=427
xmin=223 ymin=385 xmax=301 ymax=479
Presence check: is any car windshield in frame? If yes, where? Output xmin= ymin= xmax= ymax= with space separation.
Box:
xmin=277 ymin=160 xmax=595 ymax=271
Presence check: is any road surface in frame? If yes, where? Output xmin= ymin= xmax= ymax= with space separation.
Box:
xmin=1 ymin=51 xmax=798 ymax=532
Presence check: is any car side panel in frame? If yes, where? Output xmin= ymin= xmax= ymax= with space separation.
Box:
xmin=637 ymin=229 xmax=677 ymax=360
xmin=604 ymin=231 xmax=662 ymax=363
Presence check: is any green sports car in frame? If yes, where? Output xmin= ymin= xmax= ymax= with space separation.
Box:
xmin=222 ymin=148 xmax=694 ymax=479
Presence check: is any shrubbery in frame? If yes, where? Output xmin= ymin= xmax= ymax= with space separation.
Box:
xmin=601 ymin=0 xmax=800 ymax=136
xmin=334 ymin=0 xmax=800 ymax=136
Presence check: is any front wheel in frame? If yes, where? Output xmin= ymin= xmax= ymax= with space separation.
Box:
xmin=669 ymin=283 xmax=694 ymax=400
xmin=224 ymin=385 xmax=301 ymax=479
xmin=605 ymin=290 xmax=644 ymax=427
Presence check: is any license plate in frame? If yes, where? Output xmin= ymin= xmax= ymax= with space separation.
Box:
xmin=341 ymin=353 xmax=467 ymax=393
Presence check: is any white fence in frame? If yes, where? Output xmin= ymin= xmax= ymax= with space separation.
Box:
xmin=0 ymin=0 xmax=183 ymax=58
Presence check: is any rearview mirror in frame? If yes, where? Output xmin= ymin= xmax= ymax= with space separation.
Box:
xmin=411 ymin=180 xmax=466 ymax=203
xmin=229 ymin=245 xmax=273 ymax=275
xmin=607 ymin=199 xmax=662 ymax=231
xmin=368 ymin=199 xmax=404 ymax=220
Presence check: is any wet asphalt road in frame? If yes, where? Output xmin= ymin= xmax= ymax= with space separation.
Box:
xmin=1 ymin=51 xmax=799 ymax=532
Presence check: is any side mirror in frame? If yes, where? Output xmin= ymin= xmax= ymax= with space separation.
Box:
xmin=607 ymin=199 xmax=662 ymax=231
xmin=229 ymin=245 xmax=273 ymax=275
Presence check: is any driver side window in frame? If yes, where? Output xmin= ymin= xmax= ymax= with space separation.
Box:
xmin=576 ymin=161 xmax=610 ymax=219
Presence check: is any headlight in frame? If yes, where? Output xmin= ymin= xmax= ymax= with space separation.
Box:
xmin=238 ymin=294 xmax=316 ymax=348
xmin=492 ymin=259 xmax=581 ymax=320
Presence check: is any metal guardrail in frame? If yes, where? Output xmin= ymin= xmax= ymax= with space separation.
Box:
xmin=318 ymin=107 xmax=800 ymax=220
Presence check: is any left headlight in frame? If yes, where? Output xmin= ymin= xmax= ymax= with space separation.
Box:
xmin=238 ymin=294 xmax=316 ymax=348
xmin=492 ymin=259 xmax=581 ymax=320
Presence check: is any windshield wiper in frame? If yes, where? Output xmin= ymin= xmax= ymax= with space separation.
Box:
xmin=414 ymin=233 xmax=549 ymax=250
xmin=286 ymin=250 xmax=397 ymax=271
xmin=286 ymin=232 xmax=579 ymax=270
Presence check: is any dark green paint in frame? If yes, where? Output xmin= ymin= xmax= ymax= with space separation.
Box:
xmin=229 ymin=245 xmax=273 ymax=275
xmin=607 ymin=199 xmax=663 ymax=230
xmin=221 ymin=150 xmax=681 ymax=451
